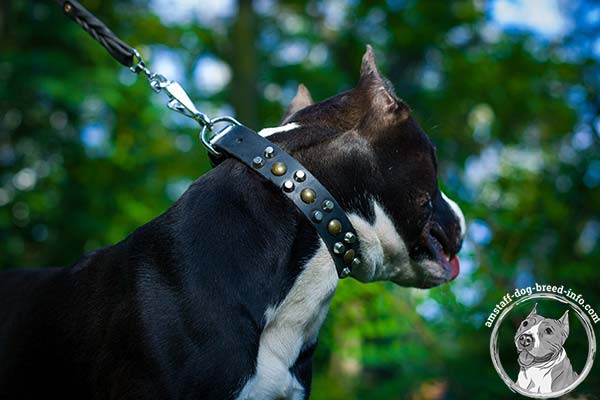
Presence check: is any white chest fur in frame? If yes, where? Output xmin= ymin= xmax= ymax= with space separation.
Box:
xmin=517 ymin=350 xmax=566 ymax=393
xmin=236 ymin=241 xmax=338 ymax=400
xmin=236 ymin=200 xmax=442 ymax=399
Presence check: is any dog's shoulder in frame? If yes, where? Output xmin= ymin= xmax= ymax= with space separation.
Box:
xmin=551 ymin=353 xmax=578 ymax=392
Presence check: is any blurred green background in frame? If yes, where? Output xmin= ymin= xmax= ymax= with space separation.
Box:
xmin=1 ymin=0 xmax=598 ymax=398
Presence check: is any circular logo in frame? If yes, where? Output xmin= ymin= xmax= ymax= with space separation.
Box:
xmin=489 ymin=293 xmax=596 ymax=398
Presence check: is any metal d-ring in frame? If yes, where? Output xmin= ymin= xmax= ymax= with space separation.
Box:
xmin=200 ymin=116 xmax=241 ymax=155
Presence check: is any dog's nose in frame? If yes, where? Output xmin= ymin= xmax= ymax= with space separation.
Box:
xmin=519 ymin=334 xmax=533 ymax=348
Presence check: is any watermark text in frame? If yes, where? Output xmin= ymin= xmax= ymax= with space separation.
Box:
xmin=485 ymin=283 xmax=599 ymax=328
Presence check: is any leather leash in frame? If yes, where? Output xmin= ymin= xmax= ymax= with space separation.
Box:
xmin=51 ymin=0 xmax=362 ymax=278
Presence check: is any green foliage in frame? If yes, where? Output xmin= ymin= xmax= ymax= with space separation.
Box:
xmin=1 ymin=0 xmax=598 ymax=398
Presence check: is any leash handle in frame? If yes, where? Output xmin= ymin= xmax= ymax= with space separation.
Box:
xmin=56 ymin=0 xmax=135 ymax=67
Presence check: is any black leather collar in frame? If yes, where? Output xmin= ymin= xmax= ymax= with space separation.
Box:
xmin=210 ymin=125 xmax=361 ymax=278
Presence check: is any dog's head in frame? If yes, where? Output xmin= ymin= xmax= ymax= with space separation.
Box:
xmin=264 ymin=46 xmax=465 ymax=288
xmin=514 ymin=304 xmax=570 ymax=367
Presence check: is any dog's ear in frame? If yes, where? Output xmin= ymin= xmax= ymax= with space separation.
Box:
xmin=281 ymin=84 xmax=313 ymax=124
xmin=356 ymin=45 xmax=409 ymax=133
xmin=358 ymin=45 xmax=398 ymax=113
xmin=559 ymin=310 xmax=570 ymax=336
xmin=527 ymin=303 xmax=538 ymax=318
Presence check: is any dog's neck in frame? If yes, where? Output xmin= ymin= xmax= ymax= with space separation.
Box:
xmin=163 ymin=152 xmax=413 ymax=398
xmin=168 ymin=157 xmax=324 ymax=306
xmin=166 ymin=158 xmax=339 ymax=398
xmin=518 ymin=349 xmax=567 ymax=394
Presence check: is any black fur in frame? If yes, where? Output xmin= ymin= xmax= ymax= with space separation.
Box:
xmin=0 ymin=47 xmax=463 ymax=399
xmin=0 ymin=162 xmax=319 ymax=399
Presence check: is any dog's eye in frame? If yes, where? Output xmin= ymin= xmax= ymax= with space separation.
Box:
xmin=545 ymin=328 xmax=553 ymax=335
xmin=522 ymin=321 xmax=528 ymax=327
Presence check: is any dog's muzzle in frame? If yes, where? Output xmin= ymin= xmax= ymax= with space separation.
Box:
xmin=518 ymin=334 xmax=534 ymax=350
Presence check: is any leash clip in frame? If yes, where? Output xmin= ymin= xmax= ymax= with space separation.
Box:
xmin=130 ymin=48 xmax=211 ymax=127
xmin=164 ymin=82 xmax=212 ymax=127
xmin=129 ymin=48 xmax=240 ymax=155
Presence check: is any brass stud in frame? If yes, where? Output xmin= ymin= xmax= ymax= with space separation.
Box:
xmin=282 ymin=180 xmax=295 ymax=192
xmin=351 ymin=258 xmax=361 ymax=269
xmin=64 ymin=2 xmax=72 ymax=12
xmin=343 ymin=232 xmax=356 ymax=244
xmin=300 ymin=188 xmax=316 ymax=204
xmin=264 ymin=146 xmax=275 ymax=158
xmin=271 ymin=162 xmax=287 ymax=176
xmin=322 ymin=200 xmax=334 ymax=212
xmin=252 ymin=156 xmax=264 ymax=168
xmin=340 ymin=267 xmax=351 ymax=278
xmin=294 ymin=170 xmax=306 ymax=182
xmin=327 ymin=219 xmax=342 ymax=235
xmin=333 ymin=242 xmax=346 ymax=254
xmin=343 ymin=249 xmax=356 ymax=263
xmin=312 ymin=210 xmax=323 ymax=222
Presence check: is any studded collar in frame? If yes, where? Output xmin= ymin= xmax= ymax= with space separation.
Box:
xmin=209 ymin=125 xmax=361 ymax=278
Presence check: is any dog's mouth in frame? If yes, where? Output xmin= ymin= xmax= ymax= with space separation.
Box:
xmin=518 ymin=350 xmax=537 ymax=367
xmin=428 ymin=222 xmax=460 ymax=280
xmin=411 ymin=221 xmax=460 ymax=282
xmin=517 ymin=349 xmax=556 ymax=367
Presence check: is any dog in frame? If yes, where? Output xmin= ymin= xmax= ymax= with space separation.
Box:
xmin=0 ymin=46 xmax=465 ymax=399
xmin=515 ymin=304 xmax=578 ymax=393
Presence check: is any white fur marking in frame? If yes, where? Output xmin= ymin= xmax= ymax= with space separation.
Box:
xmin=236 ymin=241 xmax=337 ymax=400
xmin=258 ymin=123 xmax=300 ymax=138
xmin=526 ymin=322 xmax=541 ymax=349
xmin=517 ymin=349 xmax=565 ymax=393
xmin=348 ymin=200 xmax=452 ymax=287
xmin=441 ymin=191 xmax=466 ymax=238
xmin=237 ymin=199 xmax=454 ymax=399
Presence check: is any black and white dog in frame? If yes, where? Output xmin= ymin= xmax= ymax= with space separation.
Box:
xmin=0 ymin=47 xmax=465 ymax=399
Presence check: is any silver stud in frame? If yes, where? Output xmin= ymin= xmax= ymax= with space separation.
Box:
xmin=351 ymin=258 xmax=361 ymax=269
xmin=294 ymin=170 xmax=306 ymax=182
xmin=322 ymin=200 xmax=334 ymax=212
xmin=343 ymin=232 xmax=356 ymax=244
xmin=252 ymin=156 xmax=264 ymax=168
xmin=340 ymin=267 xmax=351 ymax=278
xmin=333 ymin=242 xmax=346 ymax=254
xmin=282 ymin=180 xmax=295 ymax=192
xmin=264 ymin=146 xmax=275 ymax=158
xmin=312 ymin=210 xmax=323 ymax=222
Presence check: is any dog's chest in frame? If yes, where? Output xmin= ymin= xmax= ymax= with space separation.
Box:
xmin=518 ymin=365 xmax=554 ymax=393
xmin=236 ymin=242 xmax=338 ymax=400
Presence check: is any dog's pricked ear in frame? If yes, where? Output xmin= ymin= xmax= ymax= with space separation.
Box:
xmin=359 ymin=45 xmax=384 ymax=86
xmin=527 ymin=303 xmax=538 ymax=318
xmin=559 ymin=310 xmax=570 ymax=336
xmin=281 ymin=83 xmax=314 ymax=124
xmin=357 ymin=45 xmax=404 ymax=126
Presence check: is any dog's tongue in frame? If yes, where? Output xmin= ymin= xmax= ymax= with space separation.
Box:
xmin=430 ymin=236 xmax=461 ymax=281
xmin=448 ymin=256 xmax=460 ymax=281
xmin=519 ymin=351 xmax=535 ymax=367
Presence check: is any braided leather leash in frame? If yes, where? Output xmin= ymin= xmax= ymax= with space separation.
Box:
xmin=55 ymin=0 xmax=135 ymax=67
xmin=51 ymin=0 xmax=363 ymax=278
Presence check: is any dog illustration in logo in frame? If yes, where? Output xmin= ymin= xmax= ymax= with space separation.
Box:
xmin=515 ymin=304 xmax=578 ymax=393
